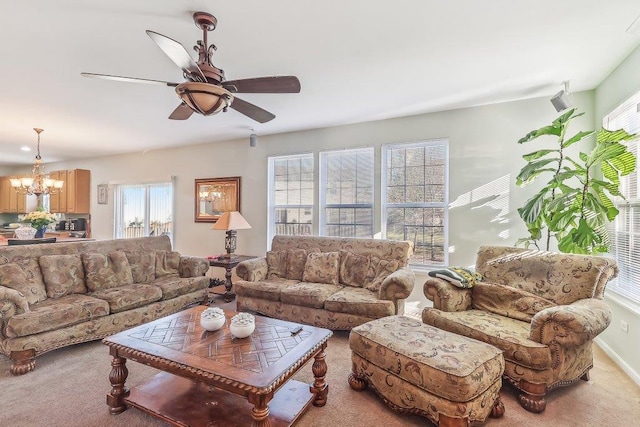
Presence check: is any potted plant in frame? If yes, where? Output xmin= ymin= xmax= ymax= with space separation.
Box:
xmin=21 ymin=208 xmax=57 ymax=238
xmin=515 ymin=108 xmax=636 ymax=254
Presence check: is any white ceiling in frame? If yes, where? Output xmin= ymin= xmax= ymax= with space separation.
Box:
xmin=1 ymin=0 xmax=639 ymax=166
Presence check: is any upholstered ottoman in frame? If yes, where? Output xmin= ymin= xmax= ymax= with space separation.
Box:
xmin=348 ymin=315 xmax=505 ymax=426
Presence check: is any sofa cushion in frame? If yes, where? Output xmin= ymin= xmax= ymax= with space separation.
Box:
xmin=235 ymin=278 xmax=299 ymax=302
xmin=151 ymin=276 xmax=207 ymax=300
xmin=286 ymin=248 xmax=319 ymax=280
xmin=90 ymin=283 xmax=162 ymax=314
xmin=38 ymin=255 xmax=87 ymax=298
xmin=339 ymin=250 xmax=370 ymax=287
xmin=472 ymin=282 xmax=556 ymax=322
xmin=82 ymin=251 xmax=134 ymax=292
xmin=4 ymin=294 xmax=110 ymax=338
xmin=155 ymin=250 xmax=181 ymax=278
xmin=365 ymin=257 xmax=400 ymax=292
xmin=0 ymin=263 xmax=47 ymax=305
xmin=325 ymin=287 xmax=395 ymax=317
xmin=280 ymin=282 xmax=344 ymax=309
xmin=266 ymin=251 xmax=288 ymax=279
xmin=422 ymin=308 xmax=553 ymax=370
xmin=125 ymin=249 xmax=156 ymax=283
xmin=302 ymin=251 xmax=340 ymax=285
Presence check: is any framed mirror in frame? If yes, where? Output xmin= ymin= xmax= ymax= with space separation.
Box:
xmin=195 ymin=177 xmax=241 ymax=223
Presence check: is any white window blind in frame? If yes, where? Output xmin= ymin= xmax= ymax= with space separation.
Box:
xmin=268 ymin=154 xmax=314 ymax=242
xmin=382 ymin=140 xmax=449 ymax=267
xmin=114 ymin=180 xmax=174 ymax=241
xmin=320 ymin=147 xmax=374 ymax=237
xmin=604 ymin=91 xmax=640 ymax=303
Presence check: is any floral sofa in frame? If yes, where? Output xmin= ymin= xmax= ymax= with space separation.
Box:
xmin=235 ymin=235 xmax=415 ymax=330
xmin=422 ymin=245 xmax=617 ymax=413
xmin=0 ymin=235 xmax=209 ymax=375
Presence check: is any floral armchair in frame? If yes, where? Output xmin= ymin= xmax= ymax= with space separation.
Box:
xmin=422 ymin=246 xmax=617 ymax=413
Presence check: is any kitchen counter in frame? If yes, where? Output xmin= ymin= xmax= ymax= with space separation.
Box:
xmin=0 ymin=236 xmax=94 ymax=246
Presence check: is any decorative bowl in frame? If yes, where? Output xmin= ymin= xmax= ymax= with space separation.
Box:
xmin=200 ymin=307 xmax=226 ymax=331
xmin=14 ymin=224 xmax=37 ymax=240
xmin=229 ymin=313 xmax=255 ymax=338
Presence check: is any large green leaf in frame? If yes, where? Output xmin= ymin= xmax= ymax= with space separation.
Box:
xmin=516 ymin=158 xmax=557 ymax=184
xmin=605 ymin=150 xmax=636 ymax=176
xmin=518 ymin=126 xmax=562 ymax=144
xmin=522 ymin=149 xmax=559 ymax=162
xmin=587 ymin=143 xmax=626 ymax=167
xmin=563 ymin=130 xmax=594 ymax=149
xmin=597 ymin=128 xmax=635 ymax=143
xmin=547 ymin=206 xmax=579 ymax=230
xmin=518 ymin=189 xmax=547 ymax=224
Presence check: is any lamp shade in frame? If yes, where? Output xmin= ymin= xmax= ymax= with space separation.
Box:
xmin=211 ymin=211 xmax=252 ymax=231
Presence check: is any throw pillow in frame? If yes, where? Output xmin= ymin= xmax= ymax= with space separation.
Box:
xmin=286 ymin=248 xmax=320 ymax=280
xmin=266 ymin=251 xmax=288 ymax=279
xmin=155 ymin=250 xmax=181 ymax=278
xmin=428 ymin=267 xmax=482 ymax=288
xmin=0 ymin=263 xmax=43 ymax=305
xmin=302 ymin=251 xmax=340 ymax=285
xmin=82 ymin=251 xmax=134 ymax=292
xmin=339 ymin=250 xmax=370 ymax=287
xmin=125 ymin=250 xmax=156 ymax=283
xmin=38 ymin=255 xmax=87 ymax=298
xmin=365 ymin=257 xmax=400 ymax=292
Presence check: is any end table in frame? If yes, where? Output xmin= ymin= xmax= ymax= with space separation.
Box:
xmin=208 ymin=255 xmax=257 ymax=302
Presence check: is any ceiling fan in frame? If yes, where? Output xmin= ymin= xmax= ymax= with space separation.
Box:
xmin=81 ymin=11 xmax=300 ymax=123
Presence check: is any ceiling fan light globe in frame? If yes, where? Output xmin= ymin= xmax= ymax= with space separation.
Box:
xmin=176 ymin=82 xmax=233 ymax=116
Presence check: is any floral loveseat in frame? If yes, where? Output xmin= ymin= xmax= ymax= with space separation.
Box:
xmin=235 ymin=235 xmax=415 ymax=330
xmin=0 ymin=235 xmax=209 ymax=375
xmin=422 ymin=245 xmax=617 ymax=413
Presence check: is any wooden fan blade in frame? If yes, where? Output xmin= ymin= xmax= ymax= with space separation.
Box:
xmin=81 ymin=72 xmax=179 ymax=86
xmin=169 ymin=103 xmax=194 ymax=120
xmin=230 ymin=97 xmax=276 ymax=123
xmin=146 ymin=30 xmax=206 ymax=82
xmin=223 ymin=76 xmax=301 ymax=93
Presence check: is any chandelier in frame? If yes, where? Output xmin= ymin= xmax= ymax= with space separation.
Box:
xmin=10 ymin=128 xmax=64 ymax=196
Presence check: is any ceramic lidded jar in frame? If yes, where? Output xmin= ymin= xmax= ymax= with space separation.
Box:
xmin=200 ymin=307 xmax=226 ymax=331
xmin=229 ymin=312 xmax=255 ymax=339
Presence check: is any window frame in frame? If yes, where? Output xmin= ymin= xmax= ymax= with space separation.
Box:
xmin=381 ymin=139 xmax=449 ymax=269
xmin=319 ymin=146 xmax=375 ymax=238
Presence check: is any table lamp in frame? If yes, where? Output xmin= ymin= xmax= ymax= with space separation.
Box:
xmin=211 ymin=211 xmax=252 ymax=258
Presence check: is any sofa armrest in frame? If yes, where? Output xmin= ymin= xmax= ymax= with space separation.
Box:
xmin=379 ymin=267 xmax=415 ymax=301
xmin=529 ymin=298 xmax=612 ymax=347
xmin=0 ymin=285 xmax=30 ymax=318
xmin=423 ymin=277 xmax=473 ymax=312
xmin=236 ymin=257 xmax=268 ymax=282
xmin=179 ymin=256 xmax=209 ymax=278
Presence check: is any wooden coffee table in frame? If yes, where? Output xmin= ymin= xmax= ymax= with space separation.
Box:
xmin=103 ymin=306 xmax=332 ymax=426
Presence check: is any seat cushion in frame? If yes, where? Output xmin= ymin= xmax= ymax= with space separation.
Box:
xmin=4 ymin=294 xmax=110 ymax=338
xmin=324 ymin=287 xmax=394 ymax=317
xmin=280 ymin=282 xmax=343 ymax=309
xmin=350 ymin=315 xmax=504 ymax=402
xmin=422 ymin=308 xmax=553 ymax=370
xmin=151 ymin=276 xmax=207 ymax=300
xmin=235 ymin=278 xmax=299 ymax=302
xmin=90 ymin=283 xmax=162 ymax=314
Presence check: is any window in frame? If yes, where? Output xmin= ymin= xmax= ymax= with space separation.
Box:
xmin=320 ymin=147 xmax=374 ymax=237
xmin=268 ymin=154 xmax=314 ymax=241
xmin=382 ymin=140 xmax=448 ymax=267
xmin=604 ymin=91 xmax=640 ymax=303
xmin=114 ymin=180 xmax=174 ymax=240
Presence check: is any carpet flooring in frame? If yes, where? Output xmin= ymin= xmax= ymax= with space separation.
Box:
xmin=1 ymin=303 xmax=639 ymax=426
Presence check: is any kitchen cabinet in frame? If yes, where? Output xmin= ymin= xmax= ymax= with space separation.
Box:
xmin=49 ymin=169 xmax=91 ymax=214
xmin=0 ymin=176 xmax=36 ymax=213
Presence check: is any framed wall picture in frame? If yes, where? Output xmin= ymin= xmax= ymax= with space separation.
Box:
xmin=195 ymin=176 xmax=241 ymax=222
xmin=97 ymin=184 xmax=108 ymax=205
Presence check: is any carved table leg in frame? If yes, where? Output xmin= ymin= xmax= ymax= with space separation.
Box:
xmin=248 ymin=393 xmax=273 ymax=427
xmin=106 ymin=347 xmax=130 ymax=415
xmin=10 ymin=349 xmax=36 ymax=375
xmin=310 ymin=343 xmax=329 ymax=407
